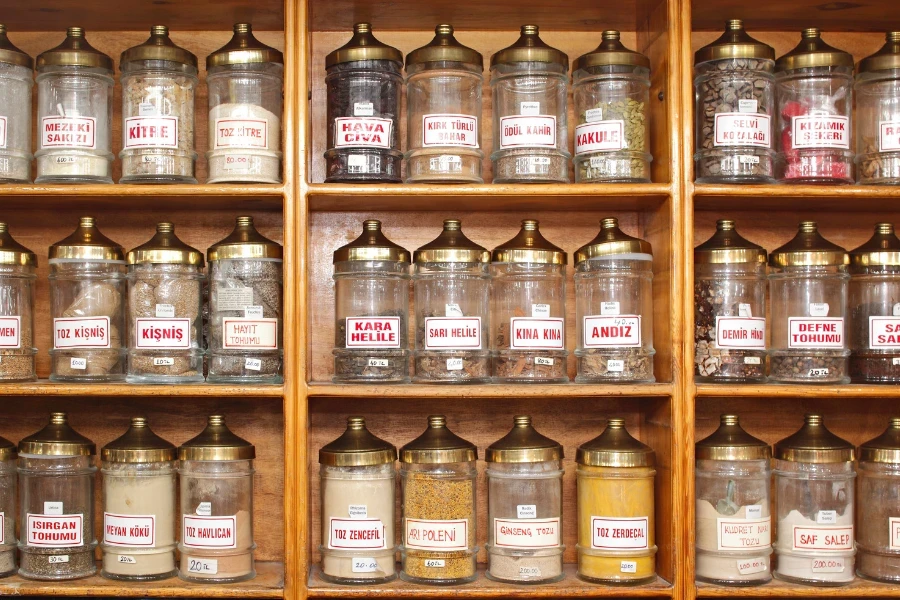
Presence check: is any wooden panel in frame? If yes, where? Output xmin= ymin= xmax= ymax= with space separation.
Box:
xmin=697 ymin=576 xmax=900 ymax=597
xmin=698 ymin=383 xmax=900 ymax=398
xmin=691 ymin=0 xmax=900 ymax=32
xmin=0 ymin=383 xmax=282 ymax=396
xmin=308 ymin=383 xmax=673 ymax=398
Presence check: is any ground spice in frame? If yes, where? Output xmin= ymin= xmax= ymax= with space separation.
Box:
xmin=577 ymin=99 xmax=647 ymax=181
xmin=694 ymin=278 xmax=765 ymax=380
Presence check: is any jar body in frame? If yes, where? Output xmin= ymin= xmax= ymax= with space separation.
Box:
xmin=0 ymin=62 xmax=33 ymax=182
xmin=0 ymin=263 xmax=36 ymax=382
xmin=849 ymin=266 xmax=900 ymax=382
xmin=855 ymin=70 xmax=900 ymax=184
xmin=856 ymin=461 xmax=900 ymax=581
xmin=0 ymin=458 xmax=17 ymax=577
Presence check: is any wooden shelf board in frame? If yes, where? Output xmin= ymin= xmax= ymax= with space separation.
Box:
xmin=691 ymin=0 xmax=899 ymax=32
xmin=0 ymin=381 xmax=284 ymax=397
xmin=693 ymin=184 xmax=900 ymax=212
xmin=696 ymin=576 xmax=900 ymax=597
xmin=308 ymin=382 xmax=673 ymax=398
xmin=695 ymin=383 xmax=900 ymax=399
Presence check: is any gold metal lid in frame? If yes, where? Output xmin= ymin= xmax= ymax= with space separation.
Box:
xmin=696 ymin=415 xmax=771 ymax=461
xmin=406 ymin=25 xmax=483 ymax=69
xmin=776 ymin=28 xmax=854 ymax=72
xmin=695 ymin=220 xmax=767 ymax=265
xmin=127 ymin=222 xmax=204 ymax=267
xmin=101 ymin=417 xmax=177 ymax=463
xmin=574 ymin=217 xmax=652 ymax=264
xmin=774 ymin=414 xmax=854 ymax=463
xmin=207 ymin=23 xmax=283 ymax=69
xmin=19 ymin=412 xmax=95 ymax=457
xmin=49 ymin=216 xmax=125 ymax=262
xmin=37 ymin=27 xmax=113 ymax=71
xmin=399 ymin=415 xmax=477 ymax=464
xmin=858 ymin=32 xmax=900 ymax=74
xmin=769 ymin=221 xmax=848 ymax=268
xmin=319 ymin=416 xmax=397 ymax=467
xmin=694 ymin=20 xmax=775 ymax=64
xmin=414 ymin=219 xmax=489 ymax=264
xmin=491 ymin=25 xmax=568 ymax=69
xmin=333 ymin=220 xmax=410 ymax=264
xmin=178 ymin=415 xmax=255 ymax=461
xmin=0 ymin=25 xmax=33 ymax=69
xmin=0 ymin=435 xmax=14 ymax=462
xmin=576 ymin=418 xmax=655 ymax=468
xmin=0 ymin=223 xmax=37 ymax=267
xmin=860 ymin=418 xmax=900 ymax=464
xmin=208 ymin=216 xmax=283 ymax=262
xmin=850 ymin=223 xmax=900 ymax=270
xmin=121 ymin=25 xmax=198 ymax=68
xmin=491 ymin=220 xmax=567 ymax=265
xmin=574 ymin=30 xmax=650 ymax=71
xmin=326 ymin=23 xmax=402 ymax=69
xmin=485 ymin=415 xmax=563 ymax=463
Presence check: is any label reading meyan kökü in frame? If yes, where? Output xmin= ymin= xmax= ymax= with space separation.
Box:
xmin=0 ymin=316 xmax=20 ymax=348
xmin=509 ymin=317 xmax=564 ymax=350
xmin=53 ymin=316 xmax=111 ymax=349
xmin=123 ymin=117 xmax=179 ymax=149
xmin=583 ymin=315 xmax=641 ymax=348
xmin=134 ymin=318 xmax=191 ymax=349
xmin=715 ymin=316 xmax=766 ymax=349
xmin=422 ymin=114 xmax=478 ymax=148
xmin=713 ymin=113 xmax=771 ymax=148
xmin=591 ymin=516 xmax=649 ymax=550
xmin=404 ymin=518 xmax=469 ymax=551
xmin=103 ymin=513 xmax=156 ymax=547
xmin=424 ymin=317 xmax=481 ymax=350
xmin=493 ymin=518 xmax=560 ymax=548
xmin=791 ymin=116 xmax=850 ymax=149
xmin=499 ymin=115 xmax=556 ymax=149
xmin=222 ymin=318 xmax=278 ymax=349
xmin=344 ymin=316 xmax=401 ymax=348
xmin=182 ymin=515 xmax=237 ymax=549
xmin=328 ymin=518 xmax=387 ymax=550
xmin=26 ymin=513 xmax=84 ymax=547
xmin=214 ymin=118 xmax=268 ymax=149
xmin=334 ymin=117 xmax=392 ymax=149
xmin=787 ymin=317 xmax=844 ymax=348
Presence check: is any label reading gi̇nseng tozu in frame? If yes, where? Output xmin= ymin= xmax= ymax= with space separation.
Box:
xmin=716 ymin=515 xmax=771 ymax=550
xmin=0 ymin=316 xmax=20 ymax=348
xmin=41 ymin=116 xmax=97 ymax=149
xmin=509 ymin=317 xmax=564 ymax=350
xmin=404 ymin=518 xmax=469 ymax=551
xmin=103 ymin=513 xmax=156 ymax=547
xmin=790 ymin=115 xmax=850 ymax=149
xmin=574 ymin=120 xmax=625 ymax=153
xmin=590 ymin=516 xmax=649 ymax=550
xmin=328 ymin=518 xmax=387 ymax=550
xmin=422 ymin=114 xmax=478 ymax=148
xmin=26 ymin=513 xmax=83 ymax=547
xmin=788 ymin=317 xmax=844 ymax=348
xmin=334 ymin=117 xmax=392 ymax=149
xmin=499 ymin=115 xmax=557 ymax=149
xmin=123 ymin=116 xmax=179 ymax=149
xmin=134 ymin=318 xmax=191 ymax=349
xmin=715 ymin=316 xmax=766 ymax=349
xmin=493 ymin=518 xmax=560 ymax=548
xmin=791 ymin=524 xmax=853 ymax=551
xmin=182 ymin=515 xmax=237 ymax=549
xmin=344 ymin=316 xmax=401 ymax=348
xmin=869 ymin=316 xmax=900 ymax=349
xmin=582 ymin=315 xmax=641 ymax=348
xmin=423 ymin=316 xmax=481 ymax=350
xmin=713 ymin=113 xmax=771 ymax=148
xmin=53 ymin=316 xmax=111 ymax=349
xmin=222 ymin=317 xmax=278 ymax=349
xmin=214 ymin=118 xmax=268 ymax=149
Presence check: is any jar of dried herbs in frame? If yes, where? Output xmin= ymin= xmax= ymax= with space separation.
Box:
xmin=573 ymin=31 xmax=651 ymax=183
xmin=119 ymin=26 xmax=198 ymax=184
xmin=491 ymin=220 xmax=568 ymax=382
xmin=207 ymin=216 xmax=283 ymax=384
xmin=17 ymin=413 xmax=97 ymax=580
xmin=399 ymin=415 xmax=477 ymax=585
xmin=0 ymin=223 xmax=37 ymax=382
xmin=574 ymin=218 xmax=654 ymax=382
xmin=333 ymin=220 xmax=410 ymax=383
xmin=0 ymin=435 xmax=17 ymax=577
xmin=857 ymin=418 xmax=900 ymax=582
xmin=856 ymin=33 xmax=900 ymax=184
xmin=325 ymin=24 xmax=402 ymax=183
xmin=0 ymin=25 xmax=33 ymax=183
xmin=413 ymin=220 xmax=490 ymax=383
xmin=485 ymin=416 xmax=564 ymax=584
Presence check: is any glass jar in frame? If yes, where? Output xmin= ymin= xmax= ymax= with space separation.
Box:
xmin=573 ymin=30 xmax=651 ymax=183
xmin=413 ymin=220 xmax=490 ymax=383
xmin=695 ymin=415 xmax=773 ymax=586
xmin=206 ymin=24 xmax=283 ymax=183
xmin=319 ymin=416 xmax=397 ymax=584
xmin=857 ymin=418 xmax=900 ymax=581
xmin=769 ymin=222 xmax=849 ymax=383
xmin=333 ymin=220 xmax=410 ymax=383
xmin=0 ymin=436 xmax=17 ymax=577
xmin=207 ymin=216 xmax=283 ymax=384
xmin=119 ymin=26 xmax=198 ymax=184
xmin=405 ymin=25 xmax=483 ymax=183
xmin=17 ymin=413 xmax=97 ymax=580
xmin=574 ymin=218 xmax=654 ymax=382
xmin=694 ymin=220 xmax=768 ymax=382
xmin=485 ymin=416 xmax=564 ymax=584
xmin=126 ymin=222 xmax=204 ymax=383
xmin=491 ymin=220 xmax=568 ymax=382
xmin=34 ymin=28 xmax=113 ymax=184
xmin=0 ymin=25 xmax=33 ymax=183
xmin=694 ymin=20 xmax=776 ymax=183
xmin=775 ymin=29 xmax=854 ymax=184
xmin=773 ymin=415 xmax=856 ymax=586
xmin=325 ymin=24 xmax=402 ymax=183
xmin=100 ymin=417 xmax=177 ymax=581
xmin=576 ymin=418 xmax=657 ymax=584
xmin=0 ymin=223 xmax=36 ymax=382
xmin=48 ymin=217 xmax=126 ymax=381
xmin=490 ymin=26 xmax=569 ymax=183
xmin=178 ymin=415 xmax=256 ymax=583
xmin=856 ymin=33 xmax=900 ymax=184
xmin=399 ymin=415 xmax=477 ymax=585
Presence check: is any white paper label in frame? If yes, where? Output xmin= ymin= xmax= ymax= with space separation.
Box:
xmin=744 ymin=356 xmax=761 ymax=364
xmin=117 ymin=555 xmax=137 ymax=563
xmin=344 ymin=317 xmax=401 ymax=348
xmin=607 ymin=359 xmax=625 ymax=372
xmin=429 ymin=155 xmax=462 ymax=171
xmin=739 ymin=99 xmax=759 ymax=113
xmin=535 ymin=356 xmax=554 ymax=366
xmin=425 ymin=559 xmax=445 ymax=568
xmin=809 ymin=302 xmax=830 ymax=316
xmin=575 ymin=120 xmax=625 ymax=153
xmin=348 ymin=505 xmax=367 ymax=518
xmin=244 ymin=358 xmax=262 ymax=371
xmin=817 ymin=510 xmax=837 ymax=524
xmin=739 ymin=155 xmax=760 ymax=164
xmin=0 ymin=316 xmax=21 ymax=348
xmin=103 ymin=513 xmax=156 ymax=547
xmin=123 ymin=116 xmax=178 ymax=149
xmin=520 ymin=565 xmax=542 ymax=576
xmin=367 ymin=358 xmax=388 ymax=367
xmin=746 ymin=505 xmax=762 ymax=519
xmin=499 ymin=115 xmax=557 ymax=149
xmin=520 ymin=101 xmax=540 ymax=115
xmin=517 ymin=505 xmax=537 ymax=519
xmin=223 ymin=318 xmax=278 ymax=349
xmin=893 ymin=357 xmax=900 ymax=366
xmin=0 ymin=514 xmax=3 ymax=544
xmin=334 ymin=117 xmax=392 ymax=149
xmin=583 ymin=315 xmax=641 ymax=348
xmin=223 ymin=154 xmax=254 ymax=170
xmin=445 ymin=303 xmax=463 ymax=317
xmin=601 ymin=302 xmax=620 ymax=316
xmin=714 ymin=113 xmax=771 ymax=148
xmin=717 ymin=516 xmax=771 ymax=550
xmin=509 ymin=317 xmax=564 ymax=349
xmin=791 ymin=525 xmax=853 ymax=551
xmin=70 ymin=357 xmax=87 ymax=369
xmin=0 ymin=116 xmax=6 ymax=148
xmin=889 ymin=517 xmax=900 ymax=550
xmin=187 ymin=557 xmax=218 ymax=574
xmin=44 ymin=502 xmax=63 ymax=515
xmin=791 ymin=115 xmax=850 ymax=149
xmin=138 ymin=102 xmax=157 ymax=116
xmin=182 ymin=515 xmax=238 ymax=549
xmin=49 ymin=555 xmax=69 ymax=564
xmin=812 ymin=557 xmax=846 ymax=573
xmin=737 ymin=557 xmax=768 ymax=575
xmin=405 ymin=518 xmax=469 ymax=550
xmin=446 ymin=358 xmax=464 ymax=370
xmin=353 ymin=102 xmax=374 ymax=117
xmin=422 ymin=114 xmax=478 ymax=148
xmin=590 ymin=516 xmax=649 ymax=550
xmin=493 ymin=518 xmax=560 ymax=548
xmin=41 ymin=116 xmax=96 ymax=149
xmin=739 ymin=303 xmax=753 ymax=317
xmin=788 ymin=317 xmax=844 ymax=348
xmin=154 ymin=304 xmax=175 ymax=318
xmin=134 ymin=318 xmax=191 ymax=349
xmin=214 ymin=118 xmax=267 ymax=149
xmin=532 ymin=304 xmax=550 ymax=317
xmin=424 ymin=317 xmax=481 ymax=349
xmin=869 ymin=316 xmax=900 ymax=349
xmin=620 ymin=561 xmax=638 ymax=573
xmin=27 ymin=513 xmax=83 ymax=547
xmin=715 ymin=316 xmax=766 ymax=349
xmin=585 ymin=108 xmax=603 ymax=122
xmin=352 ymin=558 xmax=378 ymax=573
xmin=153 ymin=357 xmax=174 ymax=366
xmin=347 ymin=154 xmax=371 ymax=173
xmin=879 ymin=121 xmax=900 ymax=152
xmin=196 ymin=502 xmax=212 ymax=516
xmin=53 ymin=316 xmax=111 ymax=349
xmin=515 ymin=156 xmax=551 ymax=174
xmin=244 ymin=306 xmax=264 ymax=318
xmin=328 ymin=518 xmax=387 ymax=550
xmin=216 ymin=287 xmax=254 ymax=312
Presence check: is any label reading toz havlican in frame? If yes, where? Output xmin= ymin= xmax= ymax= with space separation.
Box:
xmin=182 ymin=515 xmax=237 ymax=549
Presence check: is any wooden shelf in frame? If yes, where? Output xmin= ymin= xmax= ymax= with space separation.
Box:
xmin=308 ymin=382 xmax=673 ymax=398
xmin=691 ymin=0 xmax=898 ymax=31
xmin=695 ymin=383 xmax=900 ymax=399
xmin=693 ymin=184 xmax=900 ymax=212
xmin=696 ymin=577 xmax=900 ymax=597
xmin=0 ymin=381 xmax=284 ymax=397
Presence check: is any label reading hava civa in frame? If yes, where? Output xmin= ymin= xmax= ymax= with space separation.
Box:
xmin=334 ymin=117 xmax=392 ymax=149
xmin=509 ymin=317 xmax=564 ymax=349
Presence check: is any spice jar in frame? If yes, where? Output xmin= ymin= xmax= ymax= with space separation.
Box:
xmin=769 ymin=222 xmax=849 ymax=383
xmin=413 ymin=220 xmax=490 ymax=383
xmin=325 ymin=24 xmax=402 ymax=183
xmin=0 ymin=25 xmax=33 ymax=183
xmin=178 ymin=415 xmax=256 ymax=583
xmin=0 ymin=435 xmax=16 ymax=577
xmin=695 ymin=415 xmax=773 ymax=586
xmin=49 ymin=217 xmax=126 ymax=381
xmin=492 ymin=220 xmax=567 ymax=382
xmin=319 ymin=417 xmax=397 ymax=584
xmin=126 ymin=222 xmax=204 ymax=383
xmin=119 ymin=26 xmax=198 ymax=184
xmin=856 ymin=33 xmax=900 ymax=184
xmin=857 ymin=418 xmax=900 ymax=582
xmin=694 ymin=20 xmax=776 ymax=183
xmin=207 ymin=216 xmax=283 ymax=383
xmin=100 ymin=417 xmax=176 ymax=581
xmin=485 ymin=416 xmax=564 ymax=584
xmin=490 ymin=26 xmax=570 ymax=183
xmin=574 ymin=218 xmax=654 ymax=382
xmin=694 ymin=220 xmax=767 ymax=382
xmin=35 ymin=28 xmax=113 ymax=184
xmin=333 ymin=220 xmax=410 ymax=383
xmin=0 ymin=223 xmax=37 ymax=382
xmin=573 ymin=31 xmax=651 ymax=183
xmin=775 ymin=29 xmax=854 ymax=184
xmin=399 ymin=415 xmax=477 ymax=585
xmin=207 ymin=24 xmax=284 ymax=184
xmin=17 ymin=413 xmax=97 ymax=580
xmin=576 ymin=418 xmax=656 ymax=584
xmin=405 ymin=26 xmax=484 ymax=183
xmin=773 ymin=414 xmax=856 ymax=586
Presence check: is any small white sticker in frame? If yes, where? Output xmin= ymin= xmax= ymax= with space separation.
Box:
xmin=44 ymin=502 xmax=63 ymax=516
xmin=739 ymin=155 xmax=760 ymax=164
xmin=535 ymin=357 xmax=554 ymax=366
xmin=812 ymin=557 xmax=845 ymax=573
xmin=155 ymin=304 xmax=175 ymax=318
xmin=429 ymin=155 xmax=462 ymax=171
xmin=244 ymin=306 xmax=264 ymax=318
xmin=244 ymin=358 xmax=262 ymax=371
xmin=738 ymin=99 xmax=759 ymax=113
xmin=117 ymin=555 xmax=137 ymax=564
xmin=153 ymin=357 xmax=175 ymax=366
xmin=808 ymin=368 xmax=829 ymax=377
xmin=607 ymin=359 xmax=625 ymax=372
xmin=746 ymin=505 xmax=762 ymax=519
xmin=70 ymin=357 xmax=87 ymax=370
xmin=138 ymin=102 xmax=157 ymax=116
xmin=585 ymin=108 xmax=603 ymax=122
xmin=532 ymin=304 xmax=551 ymax=318
xmin=809 ymin=302 xmax=830 ymax=317
xmin=353 ymin=102 xmax=374 ymax=117
xmin=367 ymin=358 xmax=388 ymax=367
xmin=738 ymin=303 xmax=753 ymax=317
xmin=48 ymin=555 xmax=69 ymax=564
xmin=520 ymin=565 xmax=542 ymax=576
xmin=445 ymin=303 xmax=463 ymax=317
xmin=817 ymin=510 xmax=837 ymax=524
xmin=352 ymin=557 xmax=378 ymax=573
xmin=187 ymin=557 xmax=218 ymax=574
xmin=517 ymin=505 xmax=537 ymax=519
xmin=520 ymin=101 xmax=540 ymax=115
xmin=894 ymin=303 xmax=900 ymax=317
xmin=737 ymin=558 xmax=767 ymax=575
xmin=600 ymin=302 xmax=620 ymax=316
xmin=893 ymin=358 xmax=900 ymax=366
xmin=446 ymin=358 xmax=464 ymax=371
xmin=56 ymin=156 xmax=76 ymax=164
xmin=348 ymin=505 xmax=367 ymax=519
xmin=425 ymin=559 xmax=445 ymax=568
xmin=196 ymin=502 xmax=212 ymax=517
xmin=347 ymin=154 xmax=369 ymax=173
xmin=744 ymin=356 xmax=761 ymax=364
xmin=620 ymin=561 xmax=638 ymax=573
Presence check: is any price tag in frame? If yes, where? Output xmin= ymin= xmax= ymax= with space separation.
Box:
xmin=812 ymin=557 xmax=845 ymax=573
xmin=809 ymin=302 xmax=829 ymax=317
xmin=535 ymin=357 xmax=554 ymax=366
xmin=367 ymin=358 xmax=388 ymax=368
xmin=739 ymin=155 xmax=760 ymax=164
xmin=446 ymin=358 xmax=464 ymax=371
xmin=424 ymin=559 xmax=445 ymax=568
xmin=155 ymin=304 xmax=175 ymax=318
xmin=187 ymin=557 xmax=218 ymax=574
xmin=153 ymin=357 xmax=175 ymax=366
xmin=620 ymin=561 xmax=638 ymax=573
xmin=607 ymin=359 xmax=625 ymax=372
xmin=532 ymin=304 xmax=550 ymax=317
xmin=70 ymin=357 xmax=87 ymax=370
xmin=352 ymin=558 xmax=378 ymax=573
xmin=894 ymin=357 xmax=900 ymax=366
xmin=117 ymin=555 xmax=137 ymax=564
xmin=744 ymin=356 xmax=761 ymax=364
xmin=48 ymin=555 xmax=69 ymax=564
xmin=244 ymin=306 xmax=264 ymax=318
xmin=245 ymin=358 xmax=262 ymax=371
xmin=807 ymin=368 xmax=829 ymax=377
xmin=347 ymin=154 xmax=370 ymax=173
xmin=520 ymin=566 xmax=542 ymax=576
xmin=737 ymin=558 xmax=767 ymax=575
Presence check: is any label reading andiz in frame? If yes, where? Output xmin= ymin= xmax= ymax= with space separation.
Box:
xmin=222 ymin=318 xmax=278 ymax=349
xmin=334 ymin=117 xmax=392 ymax=149
xmin=214 ymin=118 xmax=267 ymax=149
xmin=26 ymin=513 xmax=84 ymax=547
xmin=53 ymin=316 xmax=110 ymax=349
xmin=493 ymin=518 xmax=560 ymax=548
xmin=574 ymin=120 xmax=625 ymax=154
xmin=880 ymin=121 xmax=900 ymax=152
xmin=791 ymin=115 xmax=850 ymax=149
xmin=328 ymin=518 xmax=387 ymax=550
xmin=788 ymin=317 xmax=844 ymax=348
xmin=0 ymin=316 xmax=20 ymax=348
xmin=422 ymin=114 xmax=478 ymax=148
xmin=716 ymin=515 xmax=771 ymax=550
xmin=715 ymin=316 xmax=766 ymax=349
xmin=423 ymin=317 xmax=481 ymax=350
xmin=182 ymin=515 xmax=237 ymax=549
xmin=713 ymin=113 xmax=771 ymax=148
xmin=509 ymin=317 xmax=564 ymax=350
xmin=791 ymin=524 xmax=853 ymax=551
xmin=41 ymin=116 xmax=97 ymax=149
xmin=869 ymin=316 xmax=900 ymax=349
xmin=590 ymin=516 xmax=649 ymax=550
xmin=134 ymin=318 xmax=191 ymax=349
xmin=404 ymin=518 xmax=468 ymax=551
xmin=123 ymin=116 xmax=178 ymax=149
xmin=582 ymin=315 xmax=641 ymax=348
xmin=499 ymin=115 xmax=557 ymax=149
xmin=103 ymin=513 xmax=156 ymax=547
xmin=344 ymin=317 xmax=401 ymax=348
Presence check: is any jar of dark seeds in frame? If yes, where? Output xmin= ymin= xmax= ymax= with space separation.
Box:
xmin=694 ymin=20 xmax=775 ymax=183
xmin=855 ymin=32 xmax=900 ymax=185
xmin=0 ymin=435 xmax=17 ymax=577
xmin=413 ymin=220 xmax=490 ymax=383
xmin=0 ymin=223 xmax=37 ymax=382
xmin=17 ymin=413 xmax=97 ymax=580
xmin=325 ymin=24 xmax=402 ymax=183
xmin=333 ymin=220 xmax=410 ymax=383
xmin=768 ymin=221 xmax=849 ymax=384
xmin=0 ymin=25 xmax=33 ymax=183
xmin=207 ymin=216 xmax=283 ymax=384
xmin=694 ymin=220 xmax=767 ymax=382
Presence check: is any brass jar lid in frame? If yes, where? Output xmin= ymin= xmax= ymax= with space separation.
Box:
xmin=406 ymin=25 xmax=483 ymax=70
xmin=491 ymin=220 xmax=567 ymax=265
xmin=37 ymin=27 xmax=113 ymax=71
xmin=179 ymin=415 xmax=255 ymax=461
xmin=694 ymin=20 xmax=775 ymax=65
xmin=485 ymin=415 xmax=563 ymax=463
xmin=319 ymin=416 xmax=397 ymax=467
xmin=860 ymin=418 xmax=900 ymax=464
xmin=208 ymin=216 xmax=283 ymax=262
xmin=695 ymin=220 xmax=766 ymax=265
xmin=0 ymin=223 xmax=37 ymax=267
xmin=414 ymin=219 xmax=489 ymax=264
xmin=574 ymin=217 xmax=652 ymax=264
xmin=19 ymin=412 xmax=95 ymax=457
xmin=127 ymin=222 xmax=204 ymax=267
xmin=577 ymin=418 xmax=655 ymax=468
xmin=0 ymin=435 xmax=15 ymax=462
xmin=207 ymin=23 xmax=283 ymax=68
xmin=102 ymin=417 xmax=177 ymax=463
xmin=774 ymin=414 xmax=854 ymax=463
xmin=768 ymin=221 xmax=848 ymax=268
xmin=0 ymin=25 xmax=33 ymax=70
xmin=333 ymin=220 xmax=410 ymax=264
xmin=49 ymin=216 xmax=125 ymax=262
xmin=574 ymin=30 xmax=650 ymax=72
xmin=696 ymin=415 xmax=771 ymax=461
xmin=491 ymin=25 xmax=568 ymax=69
xmin=121 ymin=25 xmax=197 ymax=69
xmin=399 ymin=415 xmax=477 ymax=464
xmin=858 ymin=32 xmax=900 ymax=74
xmin=326 ymin=23 xmax=402 ymax=69
xmin=850 ymin=223 xmax=900 ymax=270
xmin=776 ymin=28 xmax=854 ymax=72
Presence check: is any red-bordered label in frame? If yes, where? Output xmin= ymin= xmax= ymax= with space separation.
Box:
xmin=405 ymin=518 xmax=468 ymax=551
xmin=134 ymin=318 xmax=191 ymax=349
xmin=788 ymin=317 xmax=844 ymax=348
xmin=182 ymin=515 xmax=237 ymax=549
xmin=575 ymin=121 xmax=625 ymax=154
xmin=590 ymin=516 xmax=649 ymax=550
xmin=334 ymin=117 xmax=392 ymax=149
xmin=715 ymin=316 xmax=766 ymax=349
xmin=214 ymin=118 xmax=268 ymax=149
xmin=422 ymin=114 xmax=478 ymax=148
xmin=493 ymin=518 xmax=560 ymax=548
xmin=0 ymin=316 xmax=20 ymax=348
xmin=223 ymin=317 xmax=278 ymax=349
xmin=124 ymin=116 xmax=179 ymax=149
xmin=792 ymin=525 xmax=853 ymax=551
xmin=509 ymin=317 xmax=564 ymax=349
xmin=499 ymin=116 xmax=556 ymax=149
xmin=344 ymin=316 xmax=401 ymax=348
xmin=41 ymin=116 xmax=96 ymax=149
xmin=103 ymin=513 xmax=156 ymax=547
xmin=53 ymin=316 xmax=110 ymax=349
xmin=714 ymin=113 xmax=771 ymax=148
xmin=26 ymin=513 xmax=83 ymax=547
xmin=328 ymin=518 xmax=387 ymax=550
xmin=423 ymin=317 xmax=481 ymax=349
xmin=583 ymin=315 xmax=641 ymax=348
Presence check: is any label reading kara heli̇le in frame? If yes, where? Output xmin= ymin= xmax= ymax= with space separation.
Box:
xmin=134 ymin=318 xmax=191 ymax=349
xmin=713 ymin=113 xmax=771 ymax=148
xmin=715 ymin=316 xmax=766 ymax=349
xmin=582 ymin=315 xmax=641 ymax=348
xmin=41 ymin=116 xmax=97 ymax=149
xmin=26 ymin=513 xmax=84 ymax=547
xmin=499 ymin=115 xmax=557 ymax=149
xmin=869 ymin=316 xmax=900 ymax=349
xmin=214 ymin=118 xmax=268 ymax=149
xmin=574 ymin=120 xmax=625 ymax=154
xmin=424 ymin=317 xmax=481 ymax=350
xmin=590 ymin=516 xmax=649 ymax=550
xmin=791 ymin=115 xmax=850 ymax=149
xmin=493 ymin=518 xmax=560 ymax=548
xmin=182 ymin=515 xmax=237 ymax=549
xmin=53 ymin=316 xmax=110 ymax=349
xmin=422 ymin=114 xmax=478 ymax=148
xmin=791 ymin=525 xmax=853 ymax=551
xmin=509 ymin=317 xmax=564 ymax=350
xmin=404 ymin=518 xmax=469 ymax=551
xmin=103 ymin=513 xmax=156 ymax=547
xmin=328 ymin=518 xmax=387 ymax=550
xmin=123 ymin=116 xmax=179 ymax=149
xmin=334 ymin=117 xmax=392 ymax=149
xmin=716 ymin=515 xmax=771 ymax=550
xmin=345 ymin=316 xmax=401 ymax=348
xmin=222 ymin=317 xmax=278 ymax=349
xmin=0 ymin=316 xmax=20 ymax=348
xmin=787 ymin=317 xmax=844 ymax=348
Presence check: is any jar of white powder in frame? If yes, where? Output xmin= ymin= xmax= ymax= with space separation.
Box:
xmin=0 ymin=25 xmax=33 ymax=183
